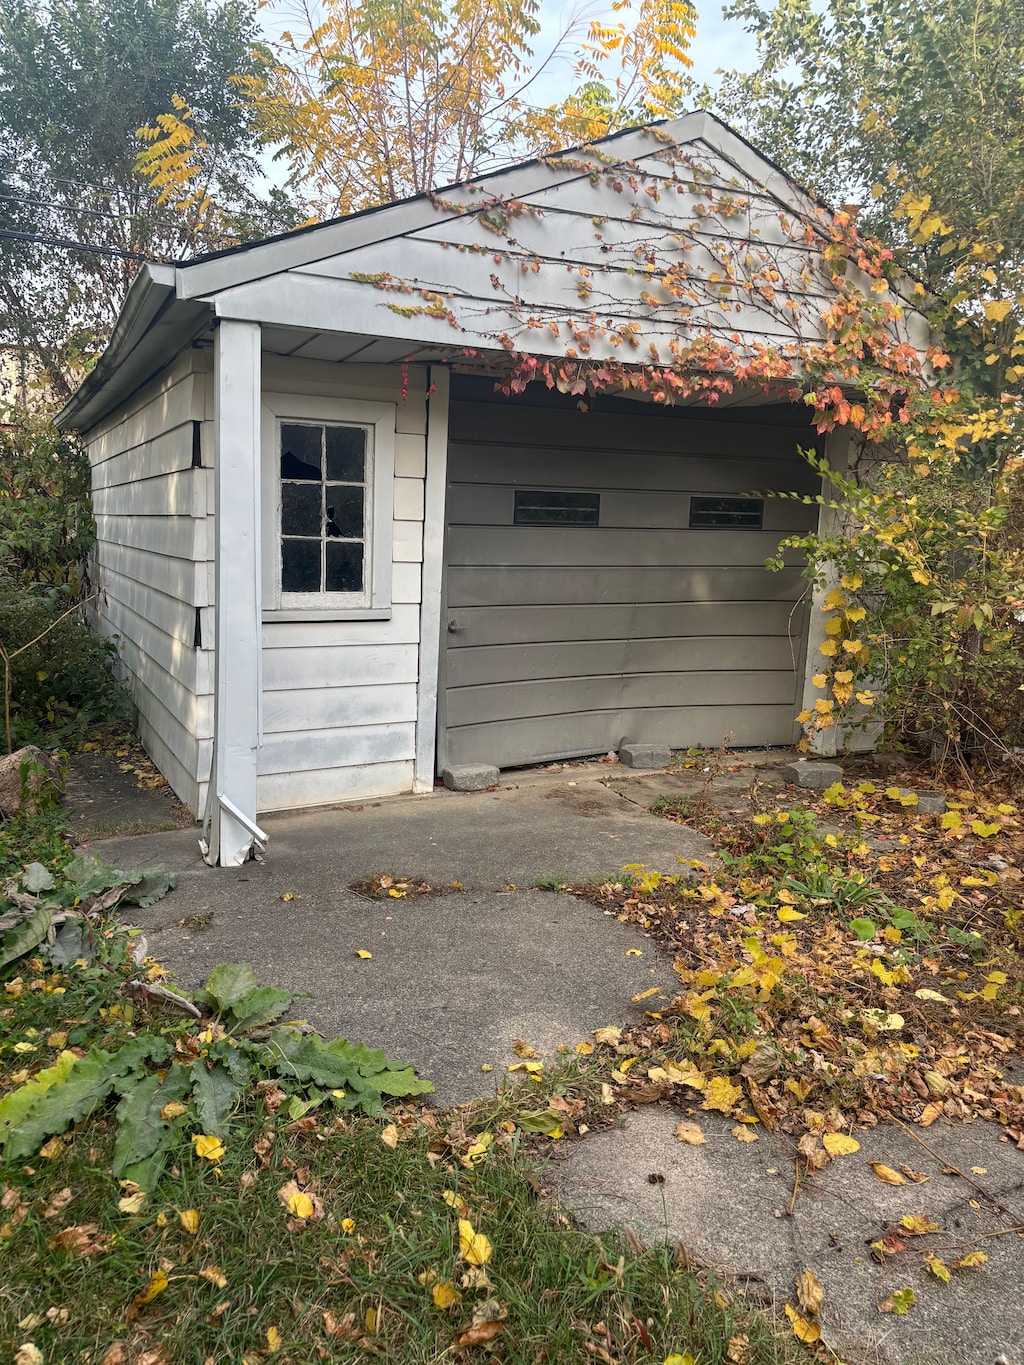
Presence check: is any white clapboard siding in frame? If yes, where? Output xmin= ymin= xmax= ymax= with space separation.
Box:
xmin=252 ymin=361 xmax=430 ymax=812
xmin=84 ymin=350 xmax=209 ymax=815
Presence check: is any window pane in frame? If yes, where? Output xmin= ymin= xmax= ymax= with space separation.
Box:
xmin=326 ymin=541 xmax=364 ymax=592
xmin=689 ymin=496 xmax=764 ymax=528
xmin=281 ymin=424 xmax=322 ymax=480
xmin=281 ymin=538 xmax=321 ymax=591
xmin=513 ymin=490 xmax=600 ymax=526
xmin=326 ymin=485 xmax=364 ymax=538
xmin=326 ymin=426 xmax=366 ymax=482
xmin=281 ymin=483 xmax=322 ymax=536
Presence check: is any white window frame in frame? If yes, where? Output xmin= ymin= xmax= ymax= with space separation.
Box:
xmin=261 ymin=392 xmax=395 ymax=620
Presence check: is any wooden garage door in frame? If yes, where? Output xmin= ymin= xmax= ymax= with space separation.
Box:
xmin=440 ymin=383 xmax=820 ymax=771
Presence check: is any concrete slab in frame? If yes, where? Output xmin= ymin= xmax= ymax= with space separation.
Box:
xmin=64 ymin=750 xmax=191 ymax=839
xmin=87 ymin=772 xmax=706 ymax=1104
xmin=128 ymin=886 xmax=675 ymax=1106
xmin=553 ymin=1106 xmax=1024 ymax=1365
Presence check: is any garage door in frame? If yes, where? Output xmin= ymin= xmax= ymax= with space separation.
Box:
xmin=439 ymin=383 xmax=820 ymax=771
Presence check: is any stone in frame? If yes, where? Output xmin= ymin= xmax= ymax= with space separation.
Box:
xmin=780 ymin=760 xmax=843 ymax=790
xmin=442 ymin=763 xmax=499 ymax=792
xmin=618 ymin=743 xmax=671 ymax=770
xmin=891 ymin=787 xmax=947 ymax=814
xmin=0 ymin=745 xmax=63 ymax=817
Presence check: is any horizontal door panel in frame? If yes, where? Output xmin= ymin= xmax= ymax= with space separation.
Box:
xmin=447 ymin=565 xmax=806 ymax=607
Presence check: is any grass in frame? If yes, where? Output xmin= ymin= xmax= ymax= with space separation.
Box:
xmin=0 ymin=813 xmax=810 ymax=1365
xmin=1 ymin=1093 xmax=805 ymax=1364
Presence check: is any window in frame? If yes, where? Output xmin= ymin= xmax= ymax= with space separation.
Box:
xmin=689 ymin=496 xmax=764 ymax=528
xmin=280 ymin=422 xmax=368 ymax=594
xmin=262 ymin=394 xmax=395 ymax=618
xmin=513 ymin=490 xmax=601 ymax=526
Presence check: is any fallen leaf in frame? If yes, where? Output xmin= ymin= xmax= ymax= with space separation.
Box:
xmin=574 ymin=1041 xmax=595 ymax=1055
xmin=914 ymin=989 xmax=950 ymax=1003
xmin=511 ymin=1038 xmax=538 ymax=1058
xmin=784 ymin=1304 xmax=821 ymax=1343
xmin=919 ymin=1101 xmax=943 ymax=1127
xmin=878 ymin=1287 xmax=915 ymax=1315
xmin=924 ymin=1252 xmax=951 ymax=1282
xmin=160 ymin=1101 xmax=187 ymax=1120
xmin=49 ymin=1224 xmax=109 ymax=1257
xmin=199 ymin=1266 xmax=228 ymax=1288
xmin=593 ymin=1026 xmax=622 ymax=1046
xmin=458 ymin=1218 xmax=493 ymax=1266
xmin=823 ymin=1132 xmax=860 ymax=1156
xmin=432 ymin=1281 xmax=461 ymax=1309
xmin=38 ymin=1137 xmax=63 ymax=1160
xmin=380 ymin=1124 xmax=399 ymax=1149
xmin=266 ymin=1326 xmax=282 ymax=1353
xmin=732 ymin=1125 xmax=759 ymax=1143
xmin=726 ymin=1334 xmax=750 ymax=1363
xmin=117 ymin=1191 xmax=146 ymax=1215
xmin=277 ymin=1179 xmax=321 ymax=1221
xmin=663 ymin=1356 xmax=696 ymax=1365
xmin=452 ymin=1319 xmax=504 ymax=1348
xmin=663 ymin=1060 xmax=705 ymax=1089
xmin=954 ymin=1251 xmax=989 ymax=1269
xmin=702 ymin=1075 xmax=743 ymax=1114
xmin=341 ymin=1217 xmax=356 ymax=1233
xmin=868 ymin=1162 xmax=905 ymax=1186
xmin=776 ymin=906 xmax=806 ymax=922
xmin=14 ymin=1346 xmax=44 ymax=1365
xmin=355 ymin=950 xmax=372 ymax=959
xmin=900 ymin=1214 xmax=941 ymax=1235
xmin=178 ymin=1209 xmax=199 ymax=1234
xmin=795 ymin=1268 xmax=824 ymax=1317
xmin=41 ymin=1187 xmax=72 ymax=1219
xmin=129 ymin=1269 xmax=168 ymax=1316
xmin=673 ymin=1121 xmax=706 ymax=1146
xmin=191 ymin=1134 xmax=225 ymax=1163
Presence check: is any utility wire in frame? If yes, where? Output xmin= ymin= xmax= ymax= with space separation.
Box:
xmin=0 ymin=228 xmax=150 ymax=260
xmin=0 ymin=191 xmax=180 ymax=230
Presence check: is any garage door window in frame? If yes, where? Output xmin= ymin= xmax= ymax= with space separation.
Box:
xmin=513 ymin=490 xmax=600 ymax=525
xmin=689 ymin=496 xmax=763 ymax=528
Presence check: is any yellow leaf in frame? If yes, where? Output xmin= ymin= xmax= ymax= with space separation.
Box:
xmin=117 ymin=1190 xmax=146 ymax=1215
xmin=199 ymin=1265 xmax=227 ymax=1288
xmin=901 ymin=1214 xmax=941 ymax=1235
xmin=179 ymin=1209 xmax=199 ymax=1234
xmin=702 ymin=1075 xmax=743 ymax=1114
xmin=281 ymin=892 xmax=294 ymax=902
xmin=266 ymin=1325 xmax=283 ymax=1353
xmin=811 ymin=673 xmax=827 ymax=688
xmin=15 ymin=1345 xmax=45 ymax=1365
xmin=784 ymin=1304 xmax=821 ymax=1343
xmin=432 ymin=1280 xmax=461 ymax=1308
xmin=840 ymin=572 xmax=863 ymax=590
xmin=971 ymin=820 xmax=1000 ymax=837
xmin=593 ymin=1025 xmax=622 ymax=1046
xmin=868 ymin=1162 xmax=905 ymax=1186
xmin=795 ymin=1267 xmax=824 ymax=1316
xmin=458 ymin=1218 xmax=493 ymax=1266
xmin=355 ymin=949 xmax=373 ymax=959
xmin=924 ymin=1253 xmax=951 ymax=1283
xmin=663 ymin=1060 xmax=706 ymax=1089
xmin=954 ymin=1251 xmax=989 ymax=1269
xmin=134 ymin=1269 xmax=169 ymax=1307
xmin=341 ymin=1218 xmax=356 ymax=1233
xmin=983 ymin=299 xmax=1012 ymax=323
xmin=673 ymin=1121 xmax=706 ymax=1145
xmin=822 ymin=1132 xmax=860 ymax=1156
xmin=287 ymin=1191 xmax=315 ymax=1219
xmin=914 ymin=988 xmax=950 ymax=1003
xmin=822 ymin=588 xmax=846 ymax=610
xmin=776 ymin=906 xmax=806 ymax=922
xmin=732 ymin=1124 xmax=759 ymax=1143
xmin=818 ymin=639 xmax=838 ymax=657
xmin=191 ymin=1134 xmax=225 ymax=1162
xmin=626 ymin=948 xmax=642 ymax=956
xmin=842 ymin=638 xmax=863 ymax=653
xmin=161 ymin=1101 xmax=186 ymax=1120
xmin=664 ymin=1356 xmax=697 ymax=1365
xmin=380 ymin=1124 xmax=399 ymax=1149
xmin=365 ymin=1306 xmax=377 ymax=1332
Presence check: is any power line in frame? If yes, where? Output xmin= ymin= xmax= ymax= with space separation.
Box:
xmin=0 ymin=228 xmax=150 ymax=261
xmin=0 ymin=191 xmax=181 ymax=230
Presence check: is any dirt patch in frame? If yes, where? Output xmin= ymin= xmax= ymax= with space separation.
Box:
xmin=65 ymin=742 xmax=193 ymax=839
xmin=544 ymin=784 xmax=608 ymax=817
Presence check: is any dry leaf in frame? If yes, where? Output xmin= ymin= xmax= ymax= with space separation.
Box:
xmin=432 ymin=1281 xmax=461 ymax=1309
xmin=458 ymin=1219 xmax=493 ymax=1266
xmin=900 ymin=1214 xmax=940 ymax=1235
xmin=38 ymin=1137 xmax=63 ymax=1160
xmin=822 ymin=1132 xmax=859 ymax=1156
xmin=355 ymin=950 xmax=372 ymax=959
xmin=277 ymin=1180 xmax=321 ymax=1221
xmin=731 ymin=1124 xmax=759 ymax=1143
xmin=380 ymin=1124 xmax=399 ymax=1149
xmin=453 ymin=1320 xmax=504 ymax=1348
xmin=128 ymin=1269 xmax=168 ymax=1319
xmin=117 ymin=1191 xmax=146 ymax=1215
xmin=784 ymin=1305 xmax=821 ymax=1343
xmin=191 ymin=1134 xmax=225 ymax=1162
xmin=795 ymin=1268 xmax=824 ymax=1317
xmin=14 ymin=1345 xmax=44 ymax=1365
xmin=726 ymin=1334 xmax=750 ymax=1363
xmin=673 ymin=1121 xmax=706 ymax=1146
xmin=178 ymin=1209 xmax=199 ymax=1234
xmin=266 ymin=1325 xmax=282 ymax=1353
xmin=918 ymin=1102 xmax=943 ymax=1127
xmin=41 ymin=1187 xmax=72 ymax=1219
xmin=868 ymin=1162 xmax=905 ymax=1186
xmin=49 ymin=1223 xmax=109 ymax=1257
xmin=701 ymin=1075 xmax=743 ymax=1113
xmin=199 ymin=1266 xmax=228 ymax=1288
xmin=593 ymin=1026 xmax=622 ymax=1046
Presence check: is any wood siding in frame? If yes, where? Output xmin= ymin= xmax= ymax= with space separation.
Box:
xmin=442 ymin=384 xmax=817 ymax=768
xmin=84 ymin=348 xmax=210 ymax=813
xmin=255 ymin=358 xmax=429 ymax=813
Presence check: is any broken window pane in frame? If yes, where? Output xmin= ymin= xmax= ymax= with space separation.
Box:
xmin=326 ymin=485 xmax=364 ymax=538
xmin=280 ymin=424 xmax=322 ymax=480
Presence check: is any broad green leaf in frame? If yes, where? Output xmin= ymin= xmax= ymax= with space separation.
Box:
xmin=0 ymin=1050 xmax=78 ymax=1140
xmin=517 ymin=1107 xmax=564 ymax=1134
xmin=22 ymin=861 xmax=56 ymax=893
xmin=190 ymin=1059 xmax=243 ymax=1135
xmin=121 ymin=866 xmax=178 ymax=908
xmin=203 ymin=962 xmax=261 ymax=1012
xmin=849 ymin=917 xmax=877 ymax=941
xmin=2 ymin=1035 xmax=170 ymax=1160
xmin=112 ymin=1062 xmax=193 ymax=1190
xmin=43 ymin=918 xmax=89 ymax=969
xmin=227 ymin=986 xmax=293 ymax=1034
xmin=0 ymin=905 xmax=53 ymax=970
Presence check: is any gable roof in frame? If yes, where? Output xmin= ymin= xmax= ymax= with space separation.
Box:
xmin=59 ymin=112 xmax=923 ymax=432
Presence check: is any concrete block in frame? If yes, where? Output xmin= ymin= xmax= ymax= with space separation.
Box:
xmin=781 ymin=760 xmax=844 ymax=790
xmin=890 ymin=787 xmax=947 ymax=814
xmin=442 ymin=763 xmax=499 ymax=792
xmin=619 ymin=743 xmax=671 ymax=770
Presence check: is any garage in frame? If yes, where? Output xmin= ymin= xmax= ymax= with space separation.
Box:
xmin=439 ymin=380 xmax=822 ymax=770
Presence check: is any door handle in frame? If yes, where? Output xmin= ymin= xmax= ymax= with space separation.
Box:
xmin=447 ymin=619 xmax=461 ymax=634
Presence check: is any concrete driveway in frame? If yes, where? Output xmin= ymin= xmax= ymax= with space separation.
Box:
xmin=90 ymin=765 xmax=711 ymax=1104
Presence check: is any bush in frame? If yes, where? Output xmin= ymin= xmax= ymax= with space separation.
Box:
xmin=0 ymin=581 xmax=127 ymax=748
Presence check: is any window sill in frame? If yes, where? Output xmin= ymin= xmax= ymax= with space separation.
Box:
xmin=262 ymin=607 xmax=393 ymax=623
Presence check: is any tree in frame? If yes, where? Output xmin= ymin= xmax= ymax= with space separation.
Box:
xmin=0 ymin=0 xmax=300 ymax=395
xmin=232 ymin=0 xmax=696 ymax=218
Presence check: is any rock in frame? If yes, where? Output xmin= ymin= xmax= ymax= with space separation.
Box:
xmin=0 ymin=745 xmax=64 ymax=817
xmin=888 ymin=787 xmax=947 ymax=814
xmin=619 ymin=742 xmax=671 ymax=770
xmin=780 ymin=760 xmax=843 ymax=790
xmin=442 ymin=763 xmax=499 ymax=792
